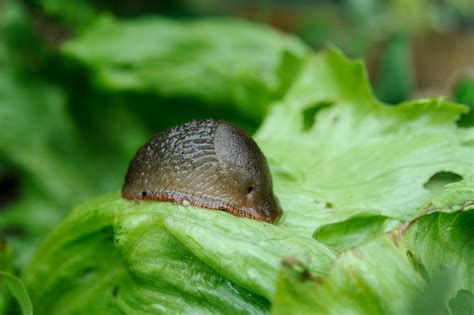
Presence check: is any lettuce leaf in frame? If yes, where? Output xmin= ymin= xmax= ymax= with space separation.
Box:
xmin=272 ymin=236 xmax=425 ymax=315
xmin=312 ymin=177 xmax=473 ymax=250
xmin=19 ymin=49 xmax=474 ymax=313
xmin=450 ymin=290 xmax=474 ymax=315
xmin=313 ymin=215 xmax=402 ymax=250
xmin=62 ymin=16 xmax=309 ymax=120
xmin=163 ymin=206 xmax=336 ymax=299
xmin=272 ymin=175 xmax=474 ymax=315
xmin=22 ymin=194 xmax=335 ymax=314
xmin=256 ymin=49 xmax=473 ymax=235
xmin=402 ymin=178 xmax=474 ymax=300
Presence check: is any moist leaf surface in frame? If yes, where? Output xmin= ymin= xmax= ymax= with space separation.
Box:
xmin=19 ymin=43 xmax=474 ymax=314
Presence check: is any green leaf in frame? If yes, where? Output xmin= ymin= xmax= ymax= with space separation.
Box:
xmin=62 ymin=16 xmax=309 ymax=120
xmin=402 ymin=201 xmax=474 ymax=300
xmin=373 ymin=33 xmax=414 ymax=104
xmin=313 ymin=215 xmax=402 ymax=250
xmin=272 ymin=236 xmax=425 ymax=315
xmin=256 ymin=48 xmax=473 ymax=234
xmin=17 ymin=47 xmax=474 ymax=313
xmin=36 ymin=0 xmax=97 ymax=28
xmin=399 ymin=176 xmax=474 ymax=312
xmin=409 ymin=269 xmax=462 ymax=315
xmin=0 ymin=73 xmax=148 ymax=266
xmin=312 ymin=176 xmax=474 ymax=250
xmin=21 ymin=193 xmax=335 ymax=314
xmin=163 ymin=206 xmax=336 ymax=299
xmin=423 ymin=176 xmax=474 ymax=215
xmin=271 ymin=179 xmax=474 ymax=315
xmin=450 ymin=290 xmax=474 ymax=315
xmin=0 ymin=271 xmax=33 ymax=315
xmin=454 ymin=75 xmax=474 ymax=127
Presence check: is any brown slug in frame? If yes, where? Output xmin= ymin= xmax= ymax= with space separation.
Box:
xmin=122 ymin=119 xmax=282 ymax=223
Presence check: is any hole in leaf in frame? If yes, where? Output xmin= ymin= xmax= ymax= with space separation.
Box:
xmin=424 ymin=172 xmax=462 ymax=195
xmin=302 ymin=101 xmax=333 ymax=131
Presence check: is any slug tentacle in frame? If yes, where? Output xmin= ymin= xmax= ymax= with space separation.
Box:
xmin=122 ymin=119 xmax=282 ymax=223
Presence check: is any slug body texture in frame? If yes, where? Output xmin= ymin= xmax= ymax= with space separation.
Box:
xmin=122 ymin=119 xmax=282 ymax=223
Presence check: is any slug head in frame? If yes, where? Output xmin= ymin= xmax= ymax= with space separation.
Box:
xmin=214 ymin=122 xmax=282 ymax=223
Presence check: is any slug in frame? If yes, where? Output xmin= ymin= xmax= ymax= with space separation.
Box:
xmin=122 ymin=119 xmax=282 ymax=223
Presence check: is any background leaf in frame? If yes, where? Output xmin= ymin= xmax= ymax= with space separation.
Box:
xmin=0 ymin=271 xmax=33 ymax=315
xmin=62 ymin=16 xmax=309 ymax=122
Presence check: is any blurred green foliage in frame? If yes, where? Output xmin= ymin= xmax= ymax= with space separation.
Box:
xmin=294 ymin=0 xmax=474 ymax=103
xmin=61 ymin=15 xmax=308 ymax=121
xmin=0 ymin=271 xmax=32 ymax=315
